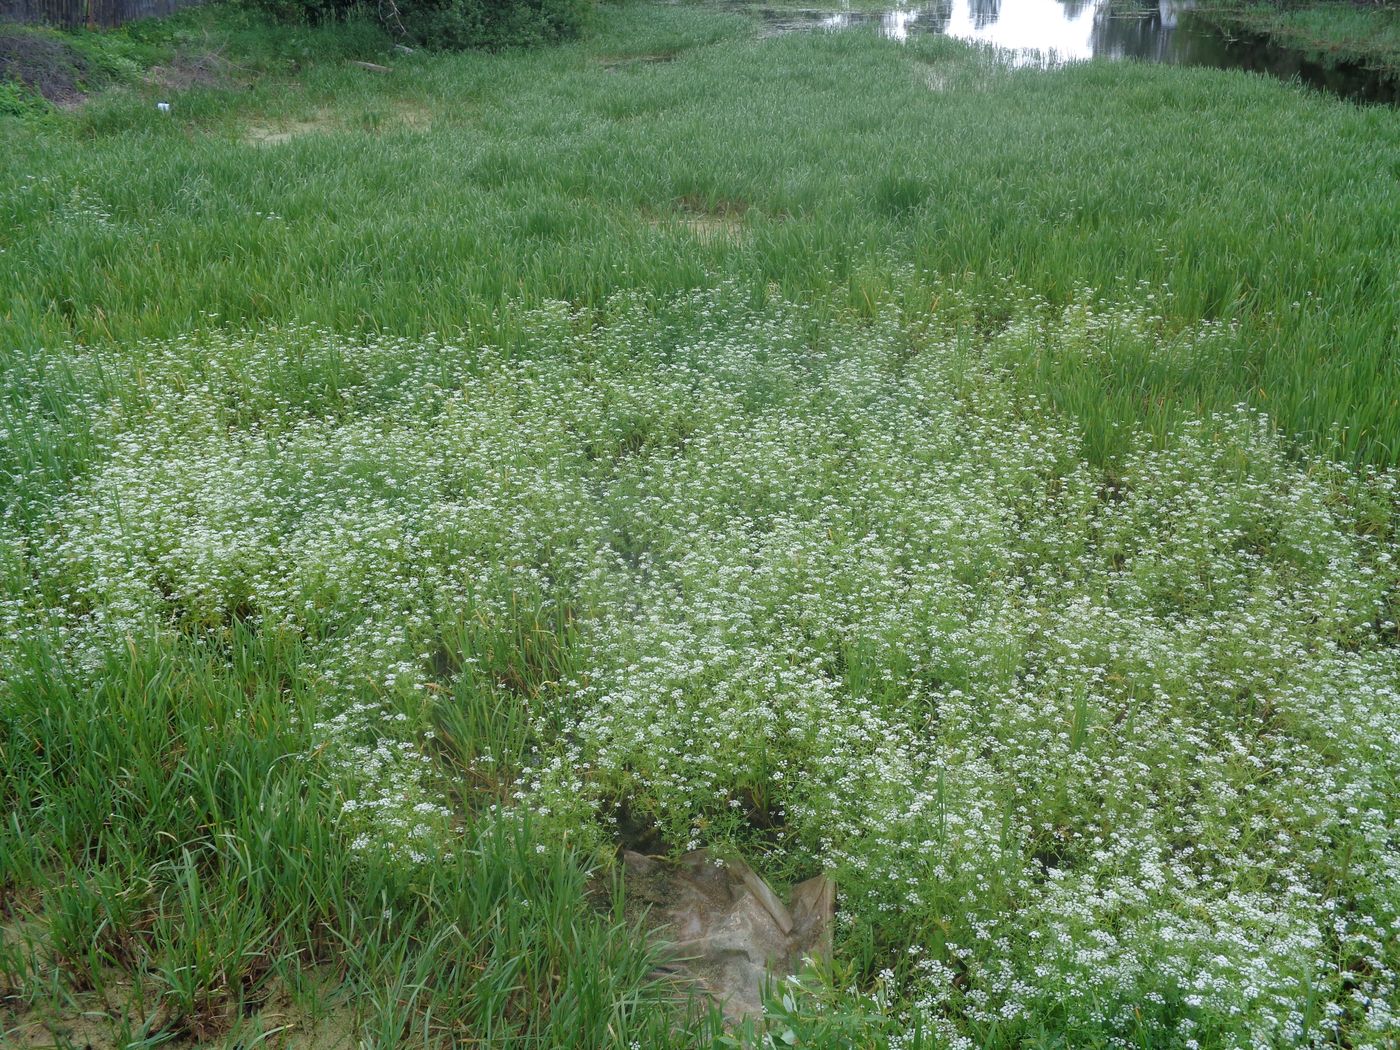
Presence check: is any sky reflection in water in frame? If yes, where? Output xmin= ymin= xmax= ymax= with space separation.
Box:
xmin=769 ymin=0 xmax=1196 ymax=63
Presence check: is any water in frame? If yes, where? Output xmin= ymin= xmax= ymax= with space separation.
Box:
xmin=734 ymin=0 xmax=1399 ymax=104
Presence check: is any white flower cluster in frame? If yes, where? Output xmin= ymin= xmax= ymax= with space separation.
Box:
xmin=2 ymin=281 xmax=1396 ymax=1044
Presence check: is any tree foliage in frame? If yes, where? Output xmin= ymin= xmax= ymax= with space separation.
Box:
xmin=244 ymin=0 xmax=590 ymax=51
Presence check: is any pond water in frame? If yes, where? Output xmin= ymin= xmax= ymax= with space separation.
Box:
xmin=731 ymin=0 xmax=1398 ymax=104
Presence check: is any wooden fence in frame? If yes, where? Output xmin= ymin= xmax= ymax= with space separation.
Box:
xmin=1 ymin=0 xmax=203 ymax=29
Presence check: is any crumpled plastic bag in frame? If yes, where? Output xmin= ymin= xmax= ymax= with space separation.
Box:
xmin=623 ymin=849 xmax=834 ymax=1022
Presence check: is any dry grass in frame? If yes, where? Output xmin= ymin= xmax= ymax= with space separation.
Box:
xmin=243 ymin=100 xmax=431 ymax=145
xmin=144 ymin=50 xmax=240 ymax=93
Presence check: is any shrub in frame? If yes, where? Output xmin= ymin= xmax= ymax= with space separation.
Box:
xmin=397 ymin=0 xmax=590 ymax=50
xmin=241 ymin=0 xmax=589 ymax=50
xmin=0 ymin=78 xmax=50 ymax=119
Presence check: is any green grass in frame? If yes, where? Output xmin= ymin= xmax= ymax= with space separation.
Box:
xmin=3 ymin=4 xmax=1400 ymax=462
xmin=0 ymin=6 xmax=389 ymax=110
xmin=1194 ymin=1 xmax=1400 ymax=73
xmin=2 ymin=3 xmax=1400 ymax=1047
xmin=2 ymin=616 xmax=713 ymax=1045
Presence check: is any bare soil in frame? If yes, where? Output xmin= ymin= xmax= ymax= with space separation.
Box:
xmin=0 ymin=26 xmax=91 ymax=107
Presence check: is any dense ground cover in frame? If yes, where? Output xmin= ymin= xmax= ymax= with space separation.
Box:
xmin=3 ymin=4 xmax=1400 ymax=461
xmin=1194 ymin=1 xmax=1400 ymax=75
xmin=3 ymin=4 xmax=1400 ymax=1047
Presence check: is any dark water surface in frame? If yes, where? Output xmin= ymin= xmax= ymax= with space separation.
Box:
xmin=727 ymin=0 xmax=1398 ymax=104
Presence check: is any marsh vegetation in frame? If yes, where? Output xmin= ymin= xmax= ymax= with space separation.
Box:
xmin=2 ymin=3 xmax=1399 ymax=1047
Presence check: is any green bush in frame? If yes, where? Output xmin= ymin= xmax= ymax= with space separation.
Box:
xmin=401 ymin=0 xmax=590 ymax=50
xmin=0 ymin=77 xmax=51 ymax=121
xmin=241 ymin=0 xmax=589 ymax=50
xmin=242 ymin=0 xmax=359 ymax=26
